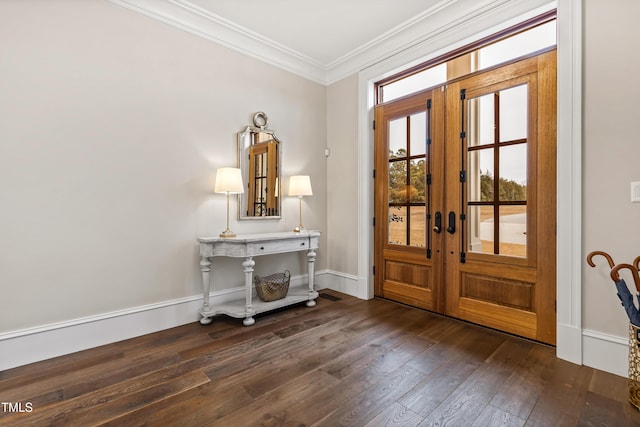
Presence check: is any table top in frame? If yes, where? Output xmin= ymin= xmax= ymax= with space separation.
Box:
xmin=198 ymin=230 xmax=320 ymax=244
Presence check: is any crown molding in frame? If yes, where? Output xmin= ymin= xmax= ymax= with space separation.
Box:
xmin=106 ymin=0 xmax=328 ymax=83
xmin=105 ymin=0 xmax=551 ymax=85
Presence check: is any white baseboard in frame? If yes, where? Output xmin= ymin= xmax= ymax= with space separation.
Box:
xmin=582 ymin=328 xmax=629 ymax=378
xmin=539 ymin=322 xmax=628 ymax=378
xmin=0 ymin=297 xmax=202 ymax=371
xmin=556 ymin=322 xmax=583 ymax=365
xmin=317 ymin=270 xmax=363 ymax=298
xmin=0 ymin=272 xmax=328 ymax=371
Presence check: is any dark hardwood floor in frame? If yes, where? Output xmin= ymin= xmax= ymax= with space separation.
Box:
xmin=2 ymin=290 xmax=640 ymax=426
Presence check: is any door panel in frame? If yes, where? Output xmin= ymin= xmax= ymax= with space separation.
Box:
xmin=374 ymin=50 xmax=557 ymax=345
xmin=445 ymin=51 xmax=556 ymax=344
xmin=374 ymin=88 xmax=445 ymax=312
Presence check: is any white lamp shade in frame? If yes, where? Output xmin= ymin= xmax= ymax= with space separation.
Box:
xmin=214 ymin=167 xmax=244 ymax=194
xmin=288 ymin=175 xmax=313 ymax=197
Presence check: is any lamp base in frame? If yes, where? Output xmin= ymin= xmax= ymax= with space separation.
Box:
xmin=293 ymin=225 xmax=305 ymax=233
xmin=219 ymin=229 xmax=236 ymax=238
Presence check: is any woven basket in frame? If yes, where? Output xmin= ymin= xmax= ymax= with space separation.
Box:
xmin=629 ymin=323 xmax=640 ymax=410
xmin=254 ymin=270 xmax=290 ymax=302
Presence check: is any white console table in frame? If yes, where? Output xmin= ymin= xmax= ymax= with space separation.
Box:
xmin=197 ymin=231 xmax=320 ymax=326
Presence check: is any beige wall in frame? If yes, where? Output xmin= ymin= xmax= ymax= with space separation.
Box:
xmin=326 ymin=75 xmax=359 ymax=276
xmin=0 ymin=0 xmax=327 ymax=333
xmin=582 ymin=0 xmax=640 ymax=336
xmin=4 ymin=0 xmax=638 ymax=369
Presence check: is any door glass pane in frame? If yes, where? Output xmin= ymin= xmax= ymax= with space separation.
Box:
xmin=382 ymin=63 xmax=447 ymax=103
xmin=468 ymin=148 xmax=494 ymax=202
xmin=499 ymin=85 xmax=528 ymax=142
xmin=410 ymin=206 xmax=426 ymax=247
xmin=388 ymin=206 xmax=406 ymax=245
xmin=499 ymin=144 xmax=527 ymax=201
xmin=377 ymin=20 xmax=555 ymax=105
xmin=387 ymin=112 xmax=426 ymax=248
xmin=478 ymin=20 xmax=556 ymax=70
xmin=409 ymin=158 xmax=426 ymax=203
xmin=389 ymin=117 xmax=407 ymax=159
xmin=389 ymin=160 xmax=407 ymax=203
xmin=468 ymin=205 xmax=493 ymax=254
xmin=466 ymin=81 xmax=529 ymax=258
xmin=499 ymin=205 xmax=526 ymax=257
xmin=468 ymin=93 xmax=495 ymax=147
xmin=410 ymin=112 xmax=426 ymax=156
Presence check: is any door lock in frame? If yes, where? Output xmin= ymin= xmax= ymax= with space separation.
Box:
xmin=447 ymin=211 xmax=456 ymax=234
xmin=433 ymin=211 xmax=442 ymax=233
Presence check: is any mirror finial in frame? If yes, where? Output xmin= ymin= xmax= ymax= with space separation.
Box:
xmin=253 ymin=111 xmax=268 ymax=129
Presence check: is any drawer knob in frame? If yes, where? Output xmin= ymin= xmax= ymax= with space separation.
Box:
xmin=260 ymin=246 xmax=265 ymax=250
xmin=301 ymin=242 xmax=305 ymax=246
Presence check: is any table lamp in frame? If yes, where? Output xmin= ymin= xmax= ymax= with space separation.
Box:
xmin=288 ymin=175 xmax=312 ymax=232
xmin=214 ymin=167 xmax=244 ymax=238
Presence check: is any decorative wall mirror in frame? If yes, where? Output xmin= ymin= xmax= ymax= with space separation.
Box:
xmin=238 ymin=112 xmax=281 ymax=219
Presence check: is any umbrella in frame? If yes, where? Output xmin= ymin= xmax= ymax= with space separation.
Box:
xmin=611 ymin=264 xmax=640 ymax=327
xmin=613 ymin=279 xmax=640 ymax=326
xmin=587 ymin=250 xmax=616 ymax=269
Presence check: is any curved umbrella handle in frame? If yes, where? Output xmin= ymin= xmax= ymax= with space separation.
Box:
xmin=611 ymin=263 xmax=640 ymax=293
xmin=634 ymin=255 xmax=640 ymax=271
xmin=587 ymin=251 xmax=615 ymax=268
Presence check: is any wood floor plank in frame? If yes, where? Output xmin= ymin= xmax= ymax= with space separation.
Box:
xmin=490 ymin=344 xmax=555 ymax=420
xmin=38 ymin=355 xmax=210 ymax=420
xmin=113 ymin=321 xmax=224 ymax=356
xmin=240 ymin=344 xmax=348 ymax=399
xmin=178 ymin=303 xmax=322 ymax=361
xmin=418 ymin=362 xmax=514 ymax=426
xmin=65 ymin=371 xmax=210 ymax=426
xmin=1 ymin=352 xmax=180 ymax=412
xmin=472 ymin=404 xmax=526 ymax=427
xmin=364 ymin=402 xmax=424 ymax=427
xmin=312 ymin=365 xmax=426 ymax=426
xmin=207 ymin=369 xmax=339 ymax=426
xmin=318 ymin=303 xmax=434 ymax=382
xmin=291 ymin=333 xmax=417 ymax=423
xmin=484 ymin=336 xmax=535 ymax=369
xmin=64 ymin=353 xmax=183 ymax=399
xmin=181 ymin=296 xmax=390 ymax=364
xmin=201 ymin=304 xmax=398 ymax=393
xmin=284 ymin=369 xmax=373 ymax=427
xmin=576 ymin=391 xmax=640 ymax=427
xmin=211 ymin=301 xmax=415 ymax=400
xmin=406 ymin=321 xmax=504 ymax=376
xmin=524 ymin=356 xmax=594 ymax=426
xmin=0 ymin=346 xmax=123 ymax=388
xmin=398 ymin=357 xmax=480 ymax=417
xmin=1 ymin=291 xmax=638 ymax=426
xmin=588 ymin=368 xmax=633 ymax=405
xmin=285 ymin=313 xmax=439 ymax=425
xmin=2 ymin=370 xmax=209 ymax=427
xmin=103 ymin=382 xmax=253 ymax=426
xmin=416 ymin=313 xmax=465 ymax=342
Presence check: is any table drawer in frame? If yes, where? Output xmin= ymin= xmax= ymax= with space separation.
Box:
xmin=248 ymin=237 xmax=310 ymax=255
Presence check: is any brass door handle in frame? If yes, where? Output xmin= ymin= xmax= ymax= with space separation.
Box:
xmin=433 ymin=212 xmax=442 ymax=233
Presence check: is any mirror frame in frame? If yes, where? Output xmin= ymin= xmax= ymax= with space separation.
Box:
xmin=238 ymin=112 xmax=282 ymax=220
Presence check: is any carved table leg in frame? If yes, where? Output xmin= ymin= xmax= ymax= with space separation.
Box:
xmin=306 ymin=249 xmax=317 ymax=307
xmin=242 ymin=257 xmax=256 ymax=326
xmin=199 ymin=257 xmax=213 ymax=325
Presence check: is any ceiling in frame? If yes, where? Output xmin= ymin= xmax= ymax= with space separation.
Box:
xmin=184 ymin=0 xmax=446 ymax=67
xmin=106 ymin=0 xmax=549 ymax=84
